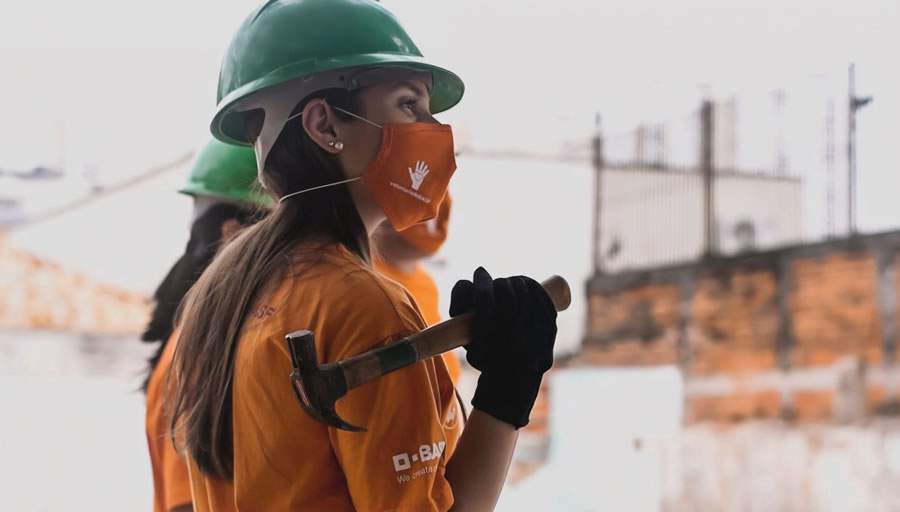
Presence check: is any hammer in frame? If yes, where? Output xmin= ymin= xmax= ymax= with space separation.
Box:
xmin=285 ymin=275 xmax=571 ymax=432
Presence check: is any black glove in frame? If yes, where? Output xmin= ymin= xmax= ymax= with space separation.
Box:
xmin=449 ymin=267 xmax=557 ymax=428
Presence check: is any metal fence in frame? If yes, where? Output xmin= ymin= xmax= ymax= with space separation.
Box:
xmin=591 ymin=73 xmax=872 ymax=274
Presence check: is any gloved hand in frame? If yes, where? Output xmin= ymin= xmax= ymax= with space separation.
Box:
xmin=449 ymin=267 xmax=557 ymax=428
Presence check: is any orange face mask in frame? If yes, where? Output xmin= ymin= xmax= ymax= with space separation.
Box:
xmin=357 ymin=117 xmax=456 ymax=231
xmin=399 ymin=193 xmax=452 ymax=255
xmin=278 ymin=106 xmax=457 ymax=232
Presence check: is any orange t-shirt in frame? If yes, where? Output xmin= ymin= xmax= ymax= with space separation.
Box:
xmin=188 ymin=244 xmax=462 ymax=512
xmin=146 ymin=332 xmax=192 ymax=512
xmin=374 ymin=259 xmax=462 ymax=382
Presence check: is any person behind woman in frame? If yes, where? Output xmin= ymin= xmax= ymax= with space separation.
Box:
xmin=374 ymin=194 xmax=463 ymax=382
xmin=170 ymin=1 xmax=558 ymax=510
xmin=143 ymin=139 xmax=270 ymax=512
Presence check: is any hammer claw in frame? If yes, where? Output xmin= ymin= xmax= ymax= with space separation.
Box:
xmin=286 ymin=330 xmax=361 ymax=432
xmin=290 ymin=379 xmax=366 ymax=432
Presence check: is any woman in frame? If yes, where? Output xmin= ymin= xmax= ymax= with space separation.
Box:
xmin=143 ymin=139 xmax=270 ymax=512
xmin=170 ymin=1 xmax=558 ymax=510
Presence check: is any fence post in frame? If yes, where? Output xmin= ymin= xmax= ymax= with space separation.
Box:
xmin=848 ymin=63 xmax=873 ymax=236
xmin=848 ymin=64 xmax=857 ymax=235
xmin=592 ymin=114 xmax=605 ymax=274
xmin=635 ymin=124 xmax=646 ymax=165
xmin=700 ymin=100 xmax=715 ymax=257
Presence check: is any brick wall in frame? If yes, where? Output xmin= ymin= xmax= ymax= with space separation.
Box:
xmin=581 ymin=231 xmax=900 ymax=422
xmin=0 ymin=239 xmax=150 ymax=335
xmin=792 ymin=252 xmax=882 ymax=366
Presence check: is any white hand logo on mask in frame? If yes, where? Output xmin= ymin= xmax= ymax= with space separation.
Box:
xmin=409 ymin=160 xmax=430 ymax=191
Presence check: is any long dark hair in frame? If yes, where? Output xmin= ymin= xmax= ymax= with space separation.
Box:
xmin=140 ymin=203 xmax=257 ymax=392
xmin=169 ymin=89 xmax=368 ymax=479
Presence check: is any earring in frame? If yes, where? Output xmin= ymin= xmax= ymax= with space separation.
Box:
xmin=328 ymin=140 xmax=344 ymax=151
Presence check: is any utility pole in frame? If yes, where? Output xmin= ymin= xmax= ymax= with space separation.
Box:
xmin=635 ymin=124 xmax=646 ymax=166
xmin=592 ymin=114 xmax=605 ymax=274
xmin=653 ymin=124 xmax=666 ymax=168
xmin=848 ymin=63 xmax=873 ymax=234
xmin=701 ymin=100 xmax=715 ymax=257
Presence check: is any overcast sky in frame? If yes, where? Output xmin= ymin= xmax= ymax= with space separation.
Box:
xmin=1 ymin=0 xmax=897 ymax=230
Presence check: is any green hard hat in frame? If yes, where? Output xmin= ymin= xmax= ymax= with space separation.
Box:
xmin=210 ymin=0 xmax=465 ymax=169
xmin=178 ymin=139 xmax=274 ymax=207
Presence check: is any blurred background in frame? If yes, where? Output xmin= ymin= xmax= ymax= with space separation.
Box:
xmin=1 ymin=0 xmax=899 ymax=510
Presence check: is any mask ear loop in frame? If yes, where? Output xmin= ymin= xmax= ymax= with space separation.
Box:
xmin=331 ymin=105 xmax=383 ymax=129
xmin=278 ymin=176 xmax=361 ymax=203
xmin=285 ymin=104 xmax=383 ymax=129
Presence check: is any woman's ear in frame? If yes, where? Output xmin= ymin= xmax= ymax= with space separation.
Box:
xmin=301 ymin=99 xmax=342 ymax=154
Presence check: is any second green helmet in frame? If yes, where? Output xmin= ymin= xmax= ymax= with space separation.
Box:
xmin=179 ymin=139 xmax=273 ymax=207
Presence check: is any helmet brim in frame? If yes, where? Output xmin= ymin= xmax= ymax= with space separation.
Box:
xmin=211 ymin=53 xmax=464 ymax=146
xmin=177 ymin=184 xmax=274 ymax=208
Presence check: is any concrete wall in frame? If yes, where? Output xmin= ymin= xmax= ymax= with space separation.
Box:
xmin=0 ymin=331 xmax=155 ymax=510
xmin=663 ymin=421 xmax=900 ymax=512
xmin=502 ymin=368 xmax=900 ymax=512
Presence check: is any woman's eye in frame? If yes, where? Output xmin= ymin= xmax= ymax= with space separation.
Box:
xmin=400 ymin=98 xmax=418 ymax=113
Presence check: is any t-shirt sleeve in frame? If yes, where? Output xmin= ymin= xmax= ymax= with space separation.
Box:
xmin=325 ymin=279 xmax=455 ymax=512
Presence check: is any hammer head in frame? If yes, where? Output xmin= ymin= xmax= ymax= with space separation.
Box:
xmin=285 ymin=330 xmax=366 ymax=432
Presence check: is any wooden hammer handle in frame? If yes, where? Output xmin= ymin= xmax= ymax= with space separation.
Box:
xmin=339 ymin=275 xmax=571 ymax=391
